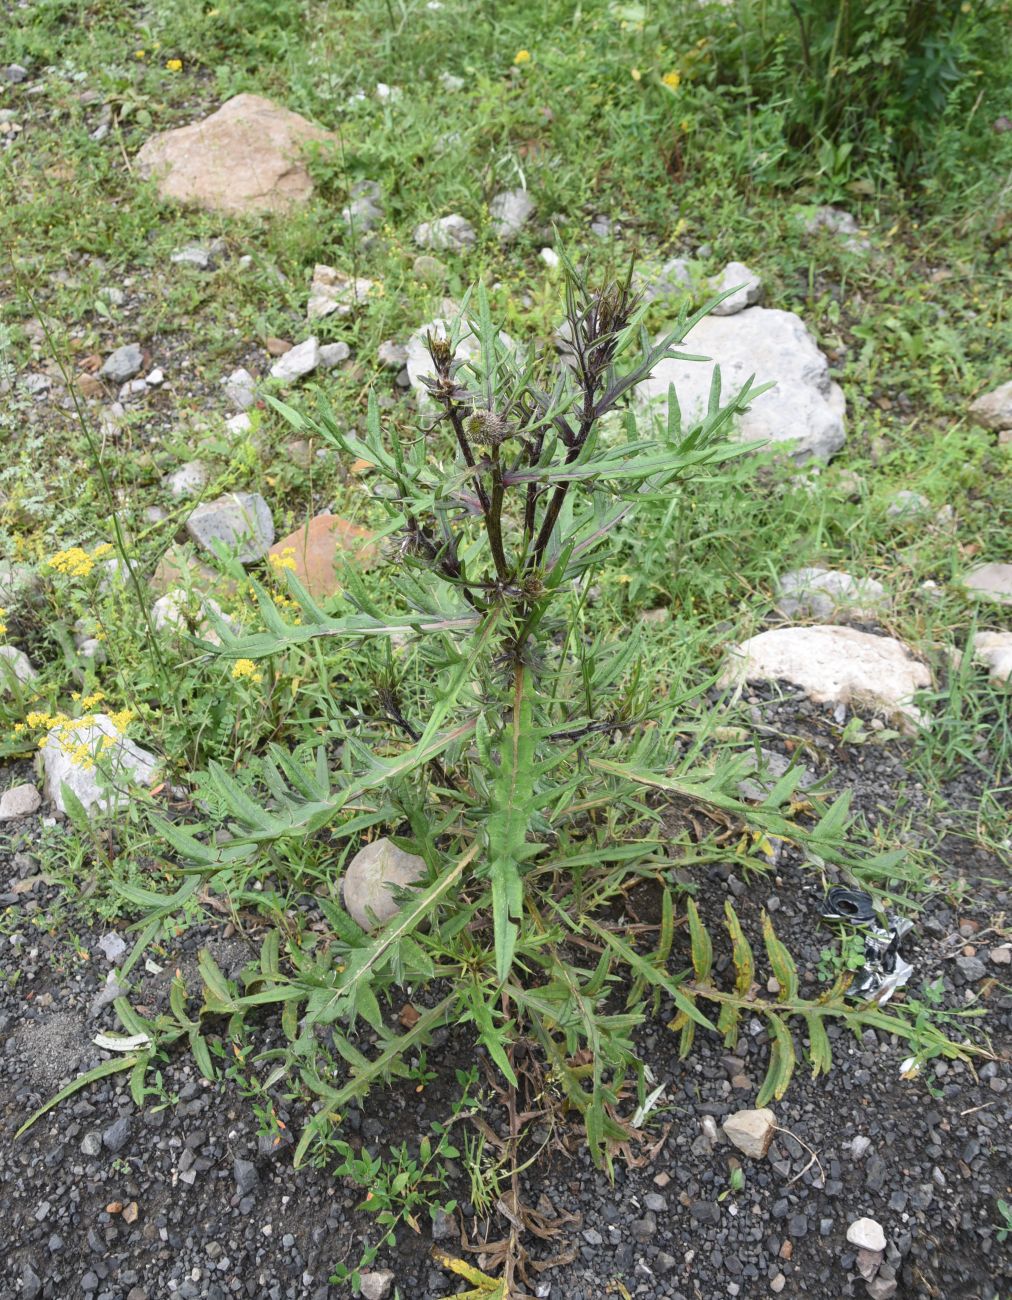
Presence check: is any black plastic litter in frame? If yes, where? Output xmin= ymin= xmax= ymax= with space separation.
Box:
xmin=820 ymin=886 xmax=914 ymax=1005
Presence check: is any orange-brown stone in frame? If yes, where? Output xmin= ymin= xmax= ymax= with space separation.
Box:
xmin=268 ymin=514 xmax=378 ymax=599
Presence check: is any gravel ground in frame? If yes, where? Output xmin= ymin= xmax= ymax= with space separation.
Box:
xmin=2 ymin=696 xmax=1011 ymax=1300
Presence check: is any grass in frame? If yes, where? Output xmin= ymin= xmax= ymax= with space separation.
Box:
xmin=2 ymin=0 xmax=1011 ymax=1287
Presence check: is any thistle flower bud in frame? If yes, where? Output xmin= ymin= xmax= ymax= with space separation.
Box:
xmin=464 ymin=408 xmax=513 ymax=447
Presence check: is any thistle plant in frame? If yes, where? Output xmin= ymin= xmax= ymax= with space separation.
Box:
xmin=18 ymin=265 xmax=986 ymax=1294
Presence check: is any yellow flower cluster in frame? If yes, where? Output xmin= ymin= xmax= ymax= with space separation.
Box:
xmin=46 ymin=543 xmax=113 ymax=579
xmin=231 ymin=658 xmax=264 ymax=684
xmin=514 ymin=49 xmax=531 ymax=65
xmin=269 ymin=548 xmax=297 ymax=573
xmin=165 ymin=58 xmax=183 ymax=71
xmin=662 ymin=69 xmax=681 ymax=91
xmin=0 ymin=606 xmax=7 ymax=639
xmin=14 ymin=703 xmax=135 ymax=770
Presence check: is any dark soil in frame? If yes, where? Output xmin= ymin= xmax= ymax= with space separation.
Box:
xmin=2 ymin=693 xmax=1010 ymax=1300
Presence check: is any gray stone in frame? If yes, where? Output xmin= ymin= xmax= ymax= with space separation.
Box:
xmin=866 ymin=1280 xmax=897 ymax=1300
xmin=708 ymin=261 xmax=763 ymax=316
xmin=377 ymin=340 xmax=408 ymax=369
xmin=722 ymin=1107 xmax=776 ymax=1158
xmin=103 ymin=1116 xmax=132 ymax=1153
xmin=856 ymin=1247 xmax=884 ymax=1280
xmin=990 ymin=944 xmax=1012 ymax=965
xmin=100 ymin=344 xmax=143 ymax=383
xmin=413 ymin=214 xmax=476 ymax=252
xmin=0 ymin=559 xmax=40 ymax=609
xmin=359 ymin=1272 xmax=395 ymax=1300
xmin=721 ymin=626 xmax=931 ymax=732
xmin=342 ymin=180 xmax=384 ymax=234
xmin=163 ymin=460 xmax=209 ymax=499
xmin=489 ymin=188 xmax=535 ymax=242
xmin=21 ymin=1266 xmax=41 ymax=1300
xmin=431 ymin=1209 xmax=455 ymax=1240
xmin=846 ymin=1217 xmax=887 ymax=1252
xmin=40 ymin=714 xmax=159 ymax=815
xmin=151 ymin=589 xmax=234 ymax=643
xmin=776 ymin=567 xmax=888 ymax=622
xmin=81 ymin=1131 xmax=102 ymax=1156
xmin=185 ymin=492 xmax=274 ymax=564
xmin=170 ymin=244 xmax=214 ymax=270
xmin=638 ymin=257 xmax=694 ymax=302
xmin=636 ymin=307 xmax=846 ymax=462
xmin=318 ymin=341 xmax=351 ymax=369
xmin=0 ymin=783 xmax=41 ymax=820
xmin=342 ymin=837 xmax=426 ymax=931
xmin=233 ymin=1158 xmax=259 ymax=1196
xmin=413 ymin=254 xmax=449 ymax=281
xmin=886 ymin=489 xmax=930 ymax=519
xmin=955 ymin=955 xmax=986 ymax=982
xmin=969 ymin=378 xmax=1012 ymax=431
xmin=803 ymin=206 xmax=871 ymax=251
xmin=223 ymin=367 xmax=257 ymax=410
xmin=849 ymin=1135 xmax=872 ymax=1160
xmin=97 ymin=932 xmax=127 ymax=962
xmin=306 ymin=265 xmax=373 ymax=320
xmin=737 ymin=749 xmax=812 ymax=803
xmin=270 ymin=336 xmax=320 ymax=381
xmin=963 ymin=562 xmax=1012 ymax=606
xmin=4 ymin=64 xmax=29 ymax=83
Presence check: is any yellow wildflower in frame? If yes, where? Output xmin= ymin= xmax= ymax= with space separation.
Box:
xmin=662 ymin=69 xmax=681 ymax=91
xmin=47 ymin=547 xmax=95 ymax=579
xmin=0 ymin=607 xmax=6 ymax=638
xmin=80 ymin=690 xmax=106 ymax=711
xmin=231 ymin=658 xmax=264 ymax=684
xmin=165 ymin=58 xmax=183 ymax=72
xmin=630 ymin=67 xmax=642 ymax=82
xmin=514 ymin=49 xmax=531 ymax=65
xmin=135 ymin=49 xmax=146 ymax=59
xmin=269 ymin=548 xmax=297 ymax=573
xmin=107 ymin=708 xmax=136 ymax=733
xmin=92 ymin=543 xmax=113 ymax=559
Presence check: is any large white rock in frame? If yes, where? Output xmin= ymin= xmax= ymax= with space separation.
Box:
xmin=637 ymin=307 xmax=846 ymax=462
xmin=776 ymin=567 xmax=887 ymax=622
xmin=40 ymin=714 xmax=159 ymax=815
xmin=973 ymin=631 xmax=1012 ymax=684
xmin=720 ymin=626 xmax=931 ymax=731
xmin=963 ymin=562 xmax=1012 ymax=606
xmin=342 ymin=837 xmax=426 ymax=931
xmin=969 ymin=379 xmax=1012 ymax=431
xmin=0 ymin=644 xmax=38 ymax=691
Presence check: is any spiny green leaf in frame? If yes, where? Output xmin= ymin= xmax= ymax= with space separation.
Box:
xmin=686 ymin=896 xmax=713 ymax=984
xmin=762 ymin=910 xmax=799 ymax=1001
xmin=757 ymin=1011 xmax=796 ymax=1106
xmin=804 ymin=1011 xmax=832 ymax=1078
